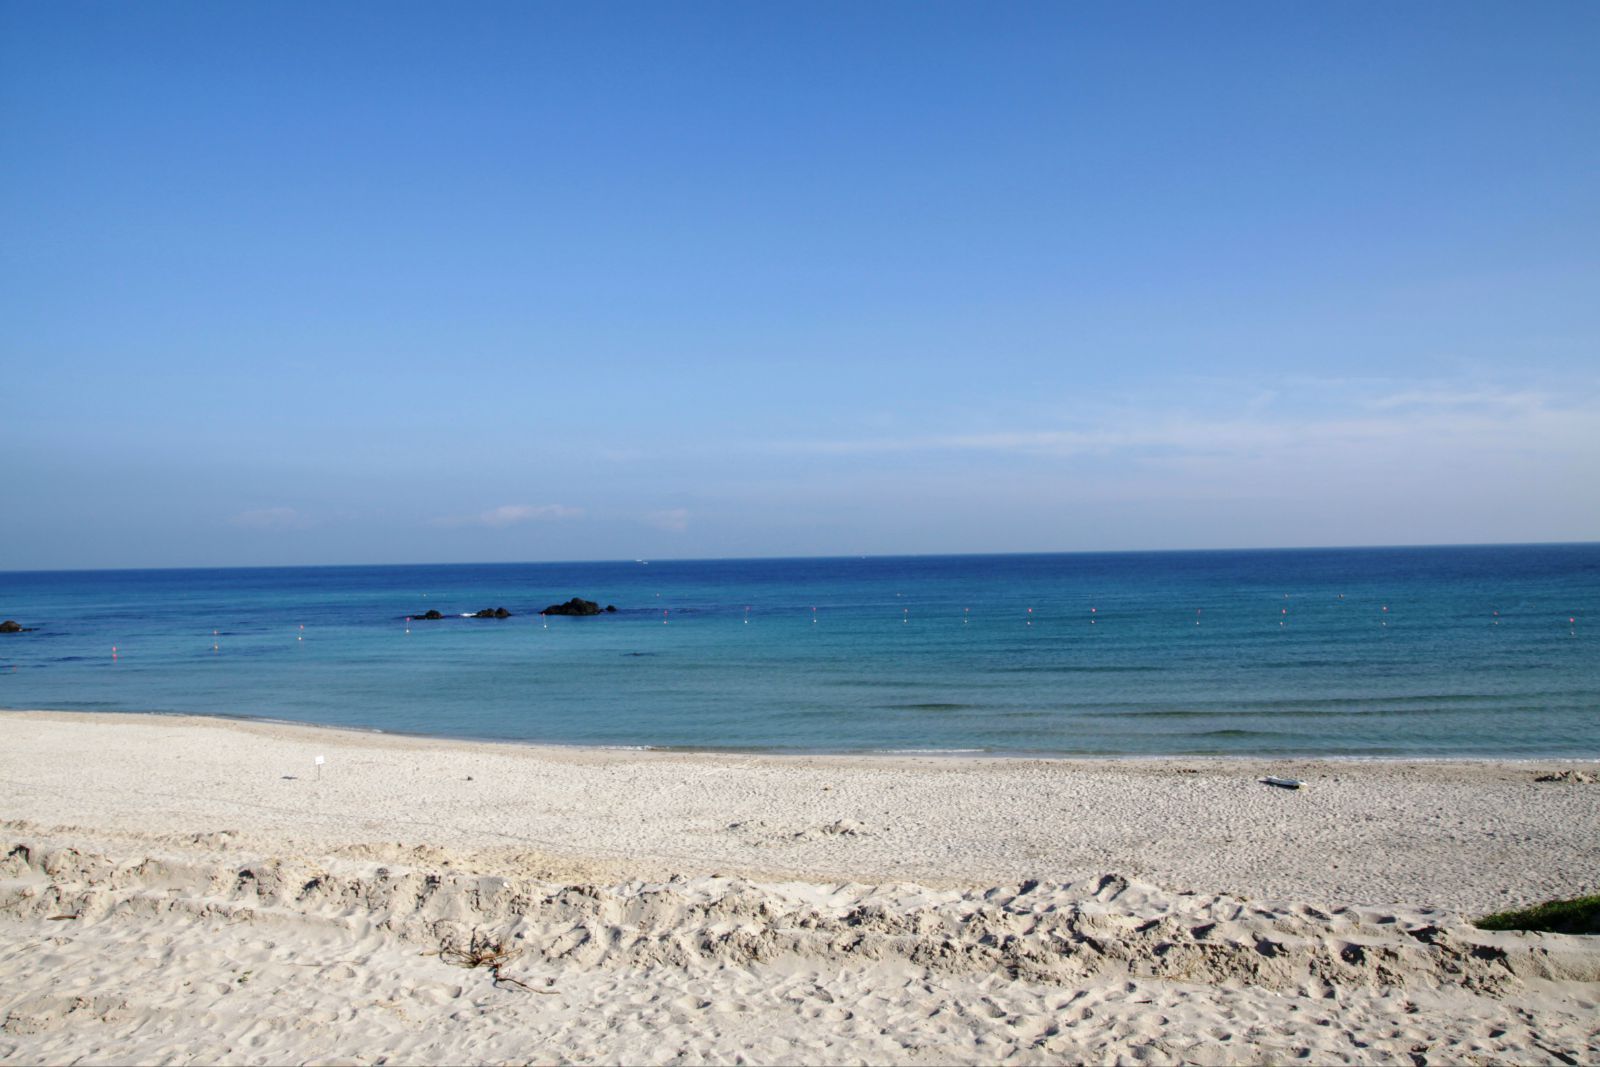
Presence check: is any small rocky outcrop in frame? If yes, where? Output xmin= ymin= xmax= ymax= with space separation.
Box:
xmin=541 ymin=598 xmax=617 ymax=616
xmin=0 ymin=619 xmax=32 ymax=633
xmin=471 ymin=607 xmax=513 ymax=619
xmin=413 ymin=610 xmax=445 ymax=621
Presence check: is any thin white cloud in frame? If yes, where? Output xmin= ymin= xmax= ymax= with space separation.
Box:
xmin=228 ymin=506 xmax=313 ymax=530
xmin=435 ymin=504 xmax=584 ymax=528
xmin=1365 ymin=388 xmax=1548 ymax=411
xmin=646 ymin=507 xmax=690 ymax=532
xmin=768 ymin=381 xmax=1598 ymax=463
xmin=595 ymin=447 xmax=649 ymax=463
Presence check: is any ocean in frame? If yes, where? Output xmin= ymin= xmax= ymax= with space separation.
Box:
xmin=1 ymin=545 xmax=1595 ymax=757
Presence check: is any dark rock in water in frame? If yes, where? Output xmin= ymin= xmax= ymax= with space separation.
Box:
xmin=0 ymin=619 xmax=29 ymax=633
xmin=471 ymin=607 xmax=513 ymax=619
xmin=541 ymin=597 xmax=604 ymax=616
xmin=605 ymin=605 xmax=617 ymax=613
xmin=414 ymin=609 xmax=445 ymax=620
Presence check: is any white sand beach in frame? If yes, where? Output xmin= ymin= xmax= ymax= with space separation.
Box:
xmin=3 ymin=710 xmax=1597 ymax=1064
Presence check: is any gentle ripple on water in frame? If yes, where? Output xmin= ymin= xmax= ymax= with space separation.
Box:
xmin=0 ymin=544 xmax=1596 ymax=756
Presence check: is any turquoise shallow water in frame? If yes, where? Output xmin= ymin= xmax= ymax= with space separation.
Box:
xmin=1 ymin=545 xmax=1596 ymax=756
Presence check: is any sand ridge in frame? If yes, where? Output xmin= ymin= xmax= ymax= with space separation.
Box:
xmin=3 ymin=825 xmax=1598 ymax=1065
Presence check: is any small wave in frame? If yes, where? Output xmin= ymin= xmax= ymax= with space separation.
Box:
xmin=1249 ymin=659 xmax=1364 ymax=669
xmin=248 ymin=716 xmax=389 ymax=735
xmin=880 ymin=702 xmax=974 ymax=711
xmin=988 ymin=665 xmax=1151 ymax=674
xmin=19 ymin=700 xmax=130 ymax=710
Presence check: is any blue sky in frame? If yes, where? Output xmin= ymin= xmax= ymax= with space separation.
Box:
xmin=3 ymin=1 xmax=1597 ymax=569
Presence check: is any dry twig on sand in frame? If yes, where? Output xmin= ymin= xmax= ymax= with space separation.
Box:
xmin=428 ymin=930 xmax=557 ymax=994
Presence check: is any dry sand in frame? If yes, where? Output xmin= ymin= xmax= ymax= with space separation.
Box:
xmin=2 ymin=709 xmax=1597 ymax=1064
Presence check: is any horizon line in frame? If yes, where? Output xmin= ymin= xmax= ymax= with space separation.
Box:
xmin=4 ymin=539 xmax=1597 ymax=577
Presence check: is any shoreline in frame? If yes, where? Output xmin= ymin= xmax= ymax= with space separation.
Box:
xmin=4 ymin=708 xmax=1598 ymax=911
xmin=7 ymin=706 xmax=1599 ymax=765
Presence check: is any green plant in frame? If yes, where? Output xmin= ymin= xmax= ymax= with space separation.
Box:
xmin=1475 ymin=895 xmax=1600 ymax=934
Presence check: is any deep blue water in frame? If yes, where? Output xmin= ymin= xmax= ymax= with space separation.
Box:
xmin=1 ymin=545 xmax=1596 ymax=756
